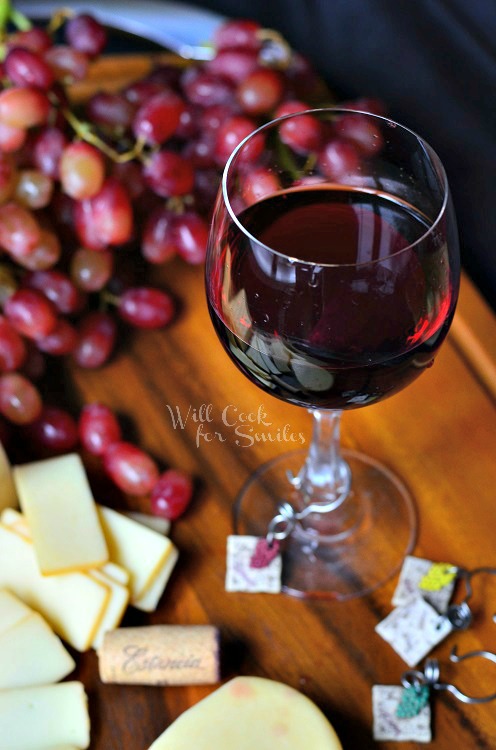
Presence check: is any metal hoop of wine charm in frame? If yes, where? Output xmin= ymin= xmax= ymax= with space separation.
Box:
xmin=401 ymin=646 xmax=496 ymax=705
xmin=440 ymin=566 xmax=496 ymax=631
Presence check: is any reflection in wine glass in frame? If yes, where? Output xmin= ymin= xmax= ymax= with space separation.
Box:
xmin=206 ymin=108 xmax=460 ymax=599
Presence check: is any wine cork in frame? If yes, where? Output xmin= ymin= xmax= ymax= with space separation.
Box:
xmin=98 ymin=625 xmax=220 ymax=686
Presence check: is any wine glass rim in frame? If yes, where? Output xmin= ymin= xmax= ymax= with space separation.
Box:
xmin=221 ymin=107 xmax=450 ymax=269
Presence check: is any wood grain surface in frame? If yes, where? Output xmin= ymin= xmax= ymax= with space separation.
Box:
xmin=45 ymin=55 xmax=496 ymax=749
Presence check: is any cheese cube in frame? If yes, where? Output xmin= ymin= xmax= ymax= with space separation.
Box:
xmin=0 ymin=523 xmax=110 ymax=651
xmin=97 ymin=506 xmax=178 ymax=602
xmin=0 ymin=682 xmax=90 ymax=749
xmin=148 ymin=676 xmax=343 ymax=750
xmin=0 ymin=441 xmax=16 ymax=512
xmin=0 ymin=611 xmax=75 ymax=688
xmin=14 ymin=453 xmax=109 ymax=575
xmin=0 ymin=588 xmax=32 ymax=635
xmin=87 ymin=569 xmax=129 ymax=649
xmin=133 ymin=545 xmax=179 ymax=612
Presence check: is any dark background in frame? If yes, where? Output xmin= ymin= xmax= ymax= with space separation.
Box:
xmin=177 ymin=0 xmax=496 ymax=309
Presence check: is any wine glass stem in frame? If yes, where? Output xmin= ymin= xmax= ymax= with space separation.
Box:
xmin=292 ymin=409 xmax=351 ymax=513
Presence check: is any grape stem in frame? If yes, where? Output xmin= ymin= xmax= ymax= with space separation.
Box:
xmin=62 ymin=107 xmax=147 ymax=163
xmin=47 ymin=7 xmax=74 ymax=35
xmin=0 ymin=0 xmax=31 ymax=37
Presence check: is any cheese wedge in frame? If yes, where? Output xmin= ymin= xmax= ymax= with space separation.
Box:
xmin=87 ymin=569 xmax=129 ymax=649
xmin=132 ymin=545 xmax=179 ymax=612
xmin=148 ymin=676 xmax=343 ymax=750
xmin=0 ymin=611 xmax=75 ymax=688
xmin=0 ymin=441 xmax=16 ymax=512
xmin=0 ymin=523 xmax=110 ymax=651
xmin=0 ymin=681 xmax=90 ymax=749
xmin=97 ymin=506 xmax=178 ymax=602
xmin=13 ymin=453 xmax=109 ymax=575
xmin=124 ymin=510 xmax=171 ymax=535
xmin=0 ymin=588 xmax=32 ymax=635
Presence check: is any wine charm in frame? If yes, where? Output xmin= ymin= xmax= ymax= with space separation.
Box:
xmin=392 ymin=555 xmax=458 ymax=613
xmin=373 ymin=646 xmax=496 ymax=743
xmin=225 ymin=535 xmax=282 ymax=593
xmin=375 ymin=596 xmax=454 ymax=667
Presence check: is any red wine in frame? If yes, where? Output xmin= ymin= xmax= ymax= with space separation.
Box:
xmin=207 ymin=186 xmax=456 ymax=410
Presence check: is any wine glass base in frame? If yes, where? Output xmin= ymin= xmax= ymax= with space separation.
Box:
xmin=233 ymin=449 xmax=417 ymax=600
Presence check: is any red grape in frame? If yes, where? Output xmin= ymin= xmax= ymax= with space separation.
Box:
xmin=44 ymin=45 xmax=88 ymax=83
xmin=276 ymin=100 xmax=323 ymax=153
xmin=22 ymin=405 xmax=79 ymax=455
xmin=132 ymin=91 xmax=184 ymax=146
xmin=150 ymin=469 xmax=193 ymax=520
xmin=205 ymin=49 xmax=259 ymax=85
xmin=24 ymin=269 xmax=84 ymax=315
xmin=0 ymin=87 xmax=50 ymax=129
xmin=60 ymin=141 xmax=105 ymax=200
xmin=74 ymin=178 xmax=133 ymax=247
xmin=103 ymin=441 xmax=159 ymax=496
xmin=85 ymin=92 xmax=136 ymax=131
xmin=214 ymin=115 xmax=264 ymax=166
xmin=32 ymin=127 xmax=67 ymax=179
xmin=237 ymin=68 xmax=284 ymax=115
xmin=118 ymin=287 xmax=175 ymax=329
xmin=70 ymin=247 xmax=114 ymax=291
xmin=0 ymin=203 xmax=41 ymax=257
xmin=181 ymin=133 xmax=217 ymax=170
xmin=141 ymin=206 xmax=177 ymax=264
xmin=123 ymin=79 xmax=164 ymax=107
xmin=4 ymin=288 xmax=58 ymax=340
xmin=172 ymin=211 xmax=209 ymax=265
xmin=143 ymin=150 xmax=194 ymax=198
xmin=8 ymin=28 xmax=52 ymax=55
xmin=19 ymin=229 xmax=61 ymax=271
xmin=5 ymin=47 xmax=55 ymax=90
xmin=319 ymin=138 xmax=361 ymax=180
xmin=79 ymin=402 xmax=121 ymax=455
xmin=73 ymin=311 xmax=117 ymax=368
xmin=36 ymin=318 xmax=78 ymax=355
xmin=0 ymin=372 xmax=42 ymax=424
xmin=0 ymin=316 xmax=26 ymax=372
xmin=181 ymin=68 xmax=235 ymax=107
xmin=0 ymin=122 xmax=26 ymax=153
xmin=14 ymin=169 xmax=53 ymax=209
xmin=242 ymin=167 xmax=281 ymax=206
xmin=335 ymin=113 xmax=384 ymax=156
xmin=213 ymin=19 xmax=261 ymax=51
xmin=65 ymin=14 xmax=107 ymax=58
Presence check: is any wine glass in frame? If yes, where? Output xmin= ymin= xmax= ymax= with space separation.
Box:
xmin=205 ymin=108 xmax=460 ymax=600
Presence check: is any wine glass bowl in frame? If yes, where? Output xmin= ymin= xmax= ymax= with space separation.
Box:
xmin=206 ymin=108 xmax=460 ymax=599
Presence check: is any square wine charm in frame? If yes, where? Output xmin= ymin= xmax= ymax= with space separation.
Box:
xmin=225 ymin=535 xmax=282 ymax=594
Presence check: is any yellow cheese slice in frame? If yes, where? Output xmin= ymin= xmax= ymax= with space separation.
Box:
xmin=0 ymin=523 xmax=110 ymax=651
xmin=0 ymin=441 xmax=16 ymax=512
xmin=97 ymin=506 xmax=178 ymax=601
xmin=0 ymin=681 xmax=90 ymax=749
xmin=148 ymin=676 xmax=343 ymax=750
xmin=0 ymin=510 xmax=130 ymax=650
xmin=0 ymin=611 xmax=75 ymax=689
xmin=13 ymin=453 xmax=109 ymax=575
xmin=87 ymin=569 xmax=129 ymax=650
xmin=132 ymin=545 xmax=179 ymax=612
xmin=0 ymin=506 xmax=25 ymax=533
xmin=0 ymin=588 xmax=32 ymax=635
xmin=124 ymin=510 xmax=171 ymax=535
xmin=100 ymin=561 xmax=130 ymax=586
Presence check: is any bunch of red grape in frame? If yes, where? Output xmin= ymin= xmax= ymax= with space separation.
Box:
xmin=0 ymin=8 xmax=383 ymax=508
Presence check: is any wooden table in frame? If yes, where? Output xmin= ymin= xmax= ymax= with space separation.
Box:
xmin=66 ymin=56 xmax=496 ymax=749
